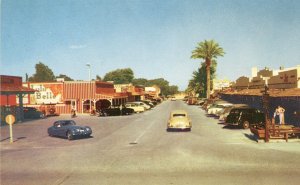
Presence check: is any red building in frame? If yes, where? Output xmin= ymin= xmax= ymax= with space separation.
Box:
xmin=0 ymin=75 xmax=35 ymax=123
xmin=62 ymin=81 xmax=128 ymax=114
xmin=23 ymin=81 xmax=129 ymax=114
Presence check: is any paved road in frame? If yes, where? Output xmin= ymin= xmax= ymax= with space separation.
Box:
xmin=1 ymin=100 xmax=300 ymax=185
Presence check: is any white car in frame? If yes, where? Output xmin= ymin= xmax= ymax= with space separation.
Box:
xmin=125 ymin=103 xmax=145 ymax=113
xmin=131 ymin=101 xmax=151 ymax=110
xmin=207 ymin=103 xmax=233 ymax=116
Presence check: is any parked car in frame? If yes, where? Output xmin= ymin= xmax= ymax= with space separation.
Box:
xmin=167 ymin=110 xmax=192 ymax=131
xmin=99 ymin=106 xmax=134 ymax=116
xmin=141 ymin=100 xmax=155 ymax=108
xmin=23 ymin=107 xmax=45 ymax=119
xmin=125 ymin=103 xmax=145 ymax=113
xmin=225 ymin=107 xmax=265 ymax=129
xmin=40 ymin=104 xmax=60 ymax=117
xmin=131 ymin=101 xmax=151 ymax=110
xmin=207 ymin=103 xmax=233 ymax=116
xmin=48 ymin=120 xmax=92 ymax=140
xmin=218 ymin=104 xmax=249 ymax=122
xmin=205 ymin=100 xmax=231 ymax=111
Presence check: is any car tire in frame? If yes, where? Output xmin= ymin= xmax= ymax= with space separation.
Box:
xmin=67 ymin=131 xmax=73 ymax=140
xmin=242 ymin=121 xmax=250 ymax=129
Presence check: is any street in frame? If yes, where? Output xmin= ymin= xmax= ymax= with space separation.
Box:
xmin=1 ymin=100 xmax=300 ymax=185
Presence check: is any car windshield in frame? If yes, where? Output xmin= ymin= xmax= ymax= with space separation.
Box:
xmin=230 ymin=109 xmax=241 ymax=114
xmin=173 ymin=114 xmax=186 ymax=117
xmin=62 ymin=120 xmax=76 ymax=126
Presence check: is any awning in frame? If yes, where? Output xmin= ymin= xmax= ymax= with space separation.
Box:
xmin=0 ymin=86 xmax=36 ymax=95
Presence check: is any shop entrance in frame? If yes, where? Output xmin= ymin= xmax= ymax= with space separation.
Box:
xmin=95 ymin=99 xmax=111 ymax=112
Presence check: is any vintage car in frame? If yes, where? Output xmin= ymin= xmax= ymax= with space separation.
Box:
xmin=218 ymin=104 xmax=249 ymax=122
xmin=141 ymin=100 xmax=155 ymax=108
xmin=99 ymin=106 xmax=134 ymax=116
xmin=125 ymin=103 xmax=145 ymax=113
xmin=131 ymin=101 xmax=151 ymax=110
xmin=225 ymin=107 xmax=265 ymax=129
xmin=207 ymin=103 xmax=233 ymax=116
xmin=167 ymin=110 xmax=192 ymax=131
xmin=23 ymin=107 xmax=45 ymax=119
xmin=48 ymin=120 xmax=92 ymax=140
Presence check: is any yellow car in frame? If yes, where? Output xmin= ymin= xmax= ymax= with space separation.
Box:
xmin=167 ymin=110 xmax=192 ymax=131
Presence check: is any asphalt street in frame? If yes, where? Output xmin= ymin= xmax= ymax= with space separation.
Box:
xmin=1 ymin=100 xmax=300 ymax=185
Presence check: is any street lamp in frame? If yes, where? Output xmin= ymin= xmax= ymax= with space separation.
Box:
xmin=86 ymin=63 xmax=92 ymax=114
xmin=86 ymin=63 xmax=91 ymax=81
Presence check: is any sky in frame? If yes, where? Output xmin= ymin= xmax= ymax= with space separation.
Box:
xmin=1 ymin=0 xmax=300 ymax=90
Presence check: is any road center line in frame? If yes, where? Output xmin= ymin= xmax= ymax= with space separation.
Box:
xmin=131 ymin=121 xmax=156 ymax=144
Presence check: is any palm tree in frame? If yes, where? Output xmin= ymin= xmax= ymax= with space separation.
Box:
xmin=191 ymin=40 xmax=225 ymax=99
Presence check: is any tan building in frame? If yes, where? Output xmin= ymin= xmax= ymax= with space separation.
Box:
xmin=268 ymin=66 xmax=300 ymax=89
xmin=213 ymin=79 xmax=232 ymax=90
xmin=234 ymin=76 xmax=250 ymax=89
xmin=114 ymin=83 xmax=145 ymax=101
xmin=234 ymin=65 xmax=300 ymax=90
xmin=145 ymin=85 xmax=161 ymax=99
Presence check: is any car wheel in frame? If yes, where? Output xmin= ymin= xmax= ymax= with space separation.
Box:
xmin=242 ymin=121 xmax=250 ymax=129
xmin=67 ymin=131 xmax=73 ymax=140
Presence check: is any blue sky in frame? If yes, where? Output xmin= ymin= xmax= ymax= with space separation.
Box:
xmin=1 ymin=0 xmax=300 ymax=90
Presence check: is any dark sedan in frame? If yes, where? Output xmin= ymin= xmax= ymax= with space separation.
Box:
xmin=48 ymin=120 xmax=92 ymax=140
xmin=226 ymin=107 xmax=265 ymax=129
xmin=24 ymin=107 xmax=45 ymax=119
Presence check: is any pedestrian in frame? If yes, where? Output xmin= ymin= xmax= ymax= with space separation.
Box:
xmin=278 ymin=106 xmax=285 ymax=125
xmin=71 ymin=108 xmax=76 ymax=118
xmin=273 ymin=107 xmax=279 ymax=124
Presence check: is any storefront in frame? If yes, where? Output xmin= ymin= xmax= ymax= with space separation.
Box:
xmin=0 ymin=75 xmax=35 ymax=124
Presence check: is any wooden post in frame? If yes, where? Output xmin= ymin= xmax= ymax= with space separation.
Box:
xmin=262 ymin=85 xmax=270 ymax=142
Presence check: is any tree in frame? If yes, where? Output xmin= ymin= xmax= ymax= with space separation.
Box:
xmin=96 ymin=75 xmax=102 ymax=81
xmin=186 ymin=60 xmax=217 ymax=97
xmin=28 ymin=62 xmax=56 ymax=82
xmin=132 ymin=78 xmax=148 ymax=86
xmin=56 ymin=74 xmax=74 ymax=81
xmin=166 ymin=85 xmax=179 ymax=95
xmin=146 ymin=78 xmax=171 ymax=96
xmin=191 ymin=40 xmax=224 ymax=99
xmin=103 ymin=68 xmax=134 ymax=84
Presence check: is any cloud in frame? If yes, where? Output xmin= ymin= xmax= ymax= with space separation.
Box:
xmin=69 ymin=44 xmax=87 ymax=49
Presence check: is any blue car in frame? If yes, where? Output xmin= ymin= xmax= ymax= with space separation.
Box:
xmin=48 ymin=120 xmax=92 ymax=140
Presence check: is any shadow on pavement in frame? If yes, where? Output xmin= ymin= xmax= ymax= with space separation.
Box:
xmin=222 ymin=125 xmax=241 ymax=130
xmin=244 ymin=133 xmax=259 ymax=142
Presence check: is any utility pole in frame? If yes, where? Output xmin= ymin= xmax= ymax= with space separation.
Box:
xmin=86 ymin=63 xmax=92 ymax=114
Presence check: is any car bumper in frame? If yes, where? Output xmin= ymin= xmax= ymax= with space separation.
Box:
xmin=167 ymin=126 xmax=191 ymax=131
xmin=72 ymin=130 xmax=92 ymax=137
xmin=225 ymin=122 xmax=239 ymax=126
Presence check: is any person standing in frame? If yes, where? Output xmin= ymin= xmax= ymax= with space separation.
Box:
xmin=278 ymin=106 xmax=285 ymax=125
xmin=273 ymin=107 xmax=279 ymax=124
